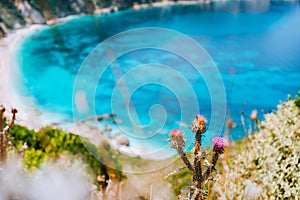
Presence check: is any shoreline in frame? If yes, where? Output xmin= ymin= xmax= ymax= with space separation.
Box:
xmin=0 ymin=24 xmax=49 ymax=129
xmin=0 ymin=1 xmax=212 ymax=160
xmin=0 ymin=25 xmax=173 ymax=160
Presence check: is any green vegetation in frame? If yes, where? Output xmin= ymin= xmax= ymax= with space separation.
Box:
xmin=212 ymin=94 xmax=300 ymax=199
xmin=9 ymin=125 xmax=126 ymax=187
xmin=293 ymin=90 xmax=300 ymax=109
xmin=169 ymin=168 xmax=192 ymax=196
xmin=2 ymin=93 xmax=299 ymax=199
xmin=0 ymin=0 xmax=25 ymax=32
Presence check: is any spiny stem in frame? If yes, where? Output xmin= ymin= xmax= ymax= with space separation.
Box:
xmin=9 ymin=108 xmax=17 ymax=129
xmin=202 ymin=152 xmax=219 ymax=183
xmin=177 ymin=147 xmax=194 ymax=171
xmin=0 ymin=106 xmax=5 ymax=162
xmin=164 ymin=166 xmax=187 ymax=179
xmin=0 ymin=107 xmax=17 ymax=163
xmin=192 ymin=131 xmax=203 ymax=199
xmin=5 ymin=108 xmax=17 ymax=141
xmin=240 ymin=110 xmax=247 ymax=135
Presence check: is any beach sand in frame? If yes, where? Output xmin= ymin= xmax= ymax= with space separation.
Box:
xmin=0 ymin=25 xmax=50 ymax=129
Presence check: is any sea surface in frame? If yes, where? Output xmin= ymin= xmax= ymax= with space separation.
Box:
xmin=17 ymin=1 xmax=300 ymax=153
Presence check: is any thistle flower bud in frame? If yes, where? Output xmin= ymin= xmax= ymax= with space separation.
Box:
xmin=0 ymin=105 xmax=5 ymax=113
xmin=191 ymin=114 xmax=207 ymax=133
xmin=227 ymin=117 xmax=236 ymax=129
xmin=11 ymin=108 xmax=18 ymax=114
xmin=250 ymin=109 xmax=258 ymax=122
xmin=169 ymin=128 xmax=186 ymax=149
xmin=212 ymin=136 xmax=229 ymax=154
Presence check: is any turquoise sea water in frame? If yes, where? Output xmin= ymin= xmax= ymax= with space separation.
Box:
xmin=17 ymin=1 xmax=300 ymax=151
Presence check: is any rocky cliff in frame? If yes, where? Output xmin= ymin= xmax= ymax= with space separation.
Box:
xmin=0 ymin=0 xmax=161 ymax=37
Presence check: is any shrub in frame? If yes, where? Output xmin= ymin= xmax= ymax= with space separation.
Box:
xmin=213 ymin=97 xmax=300 ymax=199
xmin=9 ymin=124 xmax=126 ymax=187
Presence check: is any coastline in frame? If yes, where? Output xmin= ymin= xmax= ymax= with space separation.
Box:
xmin=0 ymin=24 xmax=172 ymax=160
xmin=0 ymin=23 xmax=175 ymax=161
xmin=0 ymin=24 xmax=49 ymax=129
xmin=0 ymin=1 xmax=211 ymax=160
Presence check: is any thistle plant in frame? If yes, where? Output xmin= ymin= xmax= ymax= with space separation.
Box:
xmin=169 ymin=128 xmax=194 ymax=171
xmin=169 ymin=114 xmax=228 ymax=199
xmin=0 ymin=105 xmax=17 ymax=163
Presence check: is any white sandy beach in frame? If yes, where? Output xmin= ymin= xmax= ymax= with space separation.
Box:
xmin=0 ymin=25 xmax=50 ymax=128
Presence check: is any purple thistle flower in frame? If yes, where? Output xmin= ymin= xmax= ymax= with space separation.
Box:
xmin=212 ymin=136 xmax=229 ymax=154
